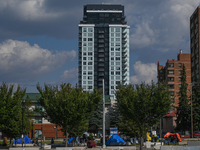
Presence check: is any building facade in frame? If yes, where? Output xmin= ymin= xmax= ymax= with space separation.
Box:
xmin=157 ymin=50 xmax=191 ymax=132
xmin=78 ymin=4 xmax=130 ymax=99
xmin=190 ymin=6 xmax=200 ymax=84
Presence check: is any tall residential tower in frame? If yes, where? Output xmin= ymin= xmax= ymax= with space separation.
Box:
xmin=78 ymin=4 xmax=130 ymax=99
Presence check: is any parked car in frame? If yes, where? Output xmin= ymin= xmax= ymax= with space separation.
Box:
xmin=193 ymin=131 xmax=200 ymax=138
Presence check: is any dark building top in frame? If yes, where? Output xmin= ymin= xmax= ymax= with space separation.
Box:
xmin=80 ymin=4 xmax=126 ymax=25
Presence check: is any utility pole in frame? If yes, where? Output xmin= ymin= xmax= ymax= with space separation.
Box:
xmin=102 ymin=79 xmax=106 ymax=148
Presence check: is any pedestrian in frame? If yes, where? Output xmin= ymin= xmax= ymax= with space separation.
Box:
xmin=51 ymin=138 xmax=54 ymax=144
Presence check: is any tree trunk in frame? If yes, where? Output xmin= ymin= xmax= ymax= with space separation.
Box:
xmin=10 ymin=138 xmax=12 ymax=147
xmin=140 ymin=135 xmax=143 ymax=150
xmin=72 ymin=137 xmax=75 ymax=147
xmin=65 ymin=130 xmax=68 ymax=147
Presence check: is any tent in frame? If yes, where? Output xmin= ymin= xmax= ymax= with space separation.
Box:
xmin=13 ymin=135 xmax=32 ymax=144
xmin=106 ymin=134 xmax=126 ymax=145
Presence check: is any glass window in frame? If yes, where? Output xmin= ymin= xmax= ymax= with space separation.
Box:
xmin=88 ymin=76 xmax=92 ymax=79
xmin=116 ymin=76 xmax=120 ymax=80
xmin=171 ymin=91 xmax=174 ymax=96
xmin=83 ymin=38 xmax=87 ymax=41
xmin=115 ymin=28 xmax=120 ymax=32
xmin=179 ymin=84 xmax=181 ymax=88
xmin=83 ymin=62 xmax=86 ymax=65
xmin=83 ymin=76 xmax=86 ymax=79
xmin=88 ymin=43 xmax=93 ymax=46
xmin=116 ymin=38 xmax=120 ymax=41
xmin=88 ymin=62 xmax=92 ymax=65
xmin=83 ymin=52 xmax=86 ymax=55
xmin=111 ymin=86 xmax=114 ymax=89
xmin=111 ymin=52 xmax=114 ymax=56
xmin=83 ymin=28 xmax=87 ymax=32
xmin=83 ymin=57 xmax=86 ymax=60
xmin=88 ymin=28 xmax=93 ymax=32
xmin=116 ymin=62 xmax=120 ymax=65
xmin=116 ymin=57 xmax=120 ymax=60
xmin=88 ymin=33 xmax=92 ymax=37
xmin=111 ymin=67 xmax=114 ymax=70
xmin=116 ymin=33 xmax=120 ymax=37
xmin=111 ymin=76 xmax=114 ymax=80
xmin=111 ymin=28 xmax=114 ymax=32
xmin=116 ymin=67 xmax=120 ymax=70
xmin=111 ymin=71 xmax=114 ymax=75
xmin=88 ymin=52 xmax=92 ymax=56
xmin=83 ymin=66 xmax=86 ymax=70
xmin=88 ymin=57 xmax=93 ymax=60
xmin=111 ymin=91 xmax=114 ymax=94
xmin=83 ymin=71 xmax=86 ymax=75
xmin=88 ymin=86 xmax=92 ymax=89
xmin=88 ymin=66 xmax=92 ymax=70
xmin=88 ymin=71 xmax=92 ymax=75
xmin=168 ymin=77 xmax=174 ymax=81
xmin=168 ymin=70 xmax=174 ymax=75
xmin=88 ymin=81 xmax=92 ymax=84
xmin=111 ymin=48 xmax=114 ymax=51
xmin=116 ymin=72 xmax=120 ymax=75
xmin=88 ymin=47 xmax=93 ymax=51
xmin=116 ymin=81 xmax=120 ymax=84
xmin=111 ymin=81 xmax=114 ymax=84
xmin=115 ymin=48 xmax=120 ymax=51
xmin=83 ymin=81 xmax=86 ymax=84
xmin=88 ymin=38 xmax=93 ymax=41
xmin=111 ymin=62 xmax=114 ymax=65
xmin=111 ymin=38 xmax=114 ymax=41
xmin=168 ymin=63 xmax=174 ymax=67
xmin=179 ymin=77 xmax=181 ymax=82
xmin=169 ymin=84 xmax=174 ymax=89
xmin=179 ymin=70 xmax=182 ymax=75
xmin=111 ymin=57 xmax=114 ymax=60
xmin=111 ymin=33 xmax=114 ymax=37
xmin=178 ymin=63 xmax=182 ymax=68
xmin=115 ymin=43 xmax=120 ymax=46
xmin=116 ymin=52 xmax=120 ymax=56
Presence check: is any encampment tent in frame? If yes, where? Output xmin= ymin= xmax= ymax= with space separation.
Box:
xmin=106 ymin=134 xmax=125 ymax=145
xmin=13 ymin=135 xmax=32 ymax=144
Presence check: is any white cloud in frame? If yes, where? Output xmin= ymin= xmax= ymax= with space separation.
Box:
xmin=130 ymin=61 xmax=157 ymax=84
xmin=60 ymin=68 xmax=78 ymax=82
xmin=0 ymin=39 xmax=76 ymax=81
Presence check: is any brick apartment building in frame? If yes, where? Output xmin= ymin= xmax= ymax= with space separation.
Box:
xmin=157 ymin=50 xmax=191 ymax=132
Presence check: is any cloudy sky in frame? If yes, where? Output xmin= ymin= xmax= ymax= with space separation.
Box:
xmin=0 ymin=0 xmax=199 ymax=92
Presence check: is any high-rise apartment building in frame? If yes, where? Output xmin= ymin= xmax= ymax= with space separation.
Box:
xmin=157 ymin=50 xmax=191 ymax=132
xmin=190 ymin=6 xmax=200 ymax=84
xmin=78 ymin=4 xmax=130 ymax=99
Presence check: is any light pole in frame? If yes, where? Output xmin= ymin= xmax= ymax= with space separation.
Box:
xmin=102 ymin=79 xmax=106 ymax=148
xmin=41 ymin=125 xmax=43 ymax=148
xmin=22 ymin=99 xmax=25 ymax=148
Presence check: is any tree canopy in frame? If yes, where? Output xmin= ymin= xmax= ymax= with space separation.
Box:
xmin=36 ymin=83 xmax=102 ymax=147
xmin=116 ymin=82 xmax=171 ymax=150
xmin=175 ymin=64 xmax=190 ymax=133
xmin=0 ymin=82 xmax=30 ymax=144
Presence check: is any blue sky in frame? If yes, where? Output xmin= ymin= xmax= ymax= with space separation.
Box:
xmin=0 ymin=0 xmax=199 ymax=92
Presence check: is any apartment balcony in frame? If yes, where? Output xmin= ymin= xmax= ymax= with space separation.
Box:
xmin=79 ymin=44 xmax=82 ymax=47
xmin=98 ymin=64 xmax=104 ymax=67
xmin=99 ymin=68 xmax=104 ymax=71
xmin=122 ymin=45 xmax=127 ymax=49
xmin=99 ymin=31 xmax=104 ymax=33
xmin=122 ymin=49 xmax=127 ymax=53
xmin=122 ymin=16 xmax=126 ymax=20
xmin=99 ymin=58 xmax=104 ymax=62
xmin=98 ymin=35 xmax=104 ymax=38
xmin=98 ymin=40 xmax=104 ymax=43
xmin=122 ymin=20 xmax=127 ymax=24
xmin=122 ymin=64 xmax=127 ymax=67
xmin=78 ymin=58 xmax=82 ymax=62
xmin=98 ymin=54 xmax=104 ymax=57
xmin=122 ymin=40 xmax=127 ymax=44
xmin=98 ymin=49 xmax=104 ymax=52
xmin=122 ymin=54 xmax=127 ymax=58
xmin=122 ymin=73 xmax=127 ymax=77
xmin=122 ymin=35 xmax=127 ymax=39
xmin=122 ymin=78 xmax=127 ymax=82
xmin=98 ymin=73 xmax=104 ymax=76
xmin=122 ymin=59 xmax=127 ymax=63
xmin=83 ymin=15 xmax=87 ymax=19
xmin=98 ymin=44 xmax=104 ymax=48
xmin=122 ymin=68 xmax=127 ymax=72
xmin=122 ymin=31 xmax=127 ymax=35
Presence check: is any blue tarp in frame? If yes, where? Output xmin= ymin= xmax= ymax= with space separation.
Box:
xmin=106 ymin=134 xmax=126 ymax=145
xmin=13 ymin=135 xmax=32 ymax=144
xmin=67 ymin=137 xmax=75 ymax=144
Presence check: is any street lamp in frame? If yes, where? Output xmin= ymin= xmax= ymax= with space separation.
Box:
xmin=102 ymin=79 xmax=106 ymax=148
xmin=22 ymin=99 xmax=25 ymax=147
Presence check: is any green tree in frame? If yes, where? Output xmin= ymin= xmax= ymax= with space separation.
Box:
xmin=116 ymin=82 xmax=171 ymax=150
xmin=191 ymin=80 xmax=200 ymax=131
xmin=89 ymin=101 xmax=103 ymax=134
xmin=175 ymin=64 xmax=190 ymax=134
xmin=0 ymin=82 xmax=30 ymax=146
xmin=109 ymin=102 xmax=120 ymax=128
xmin=36 ymin=83 xmax=102 ymax=147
